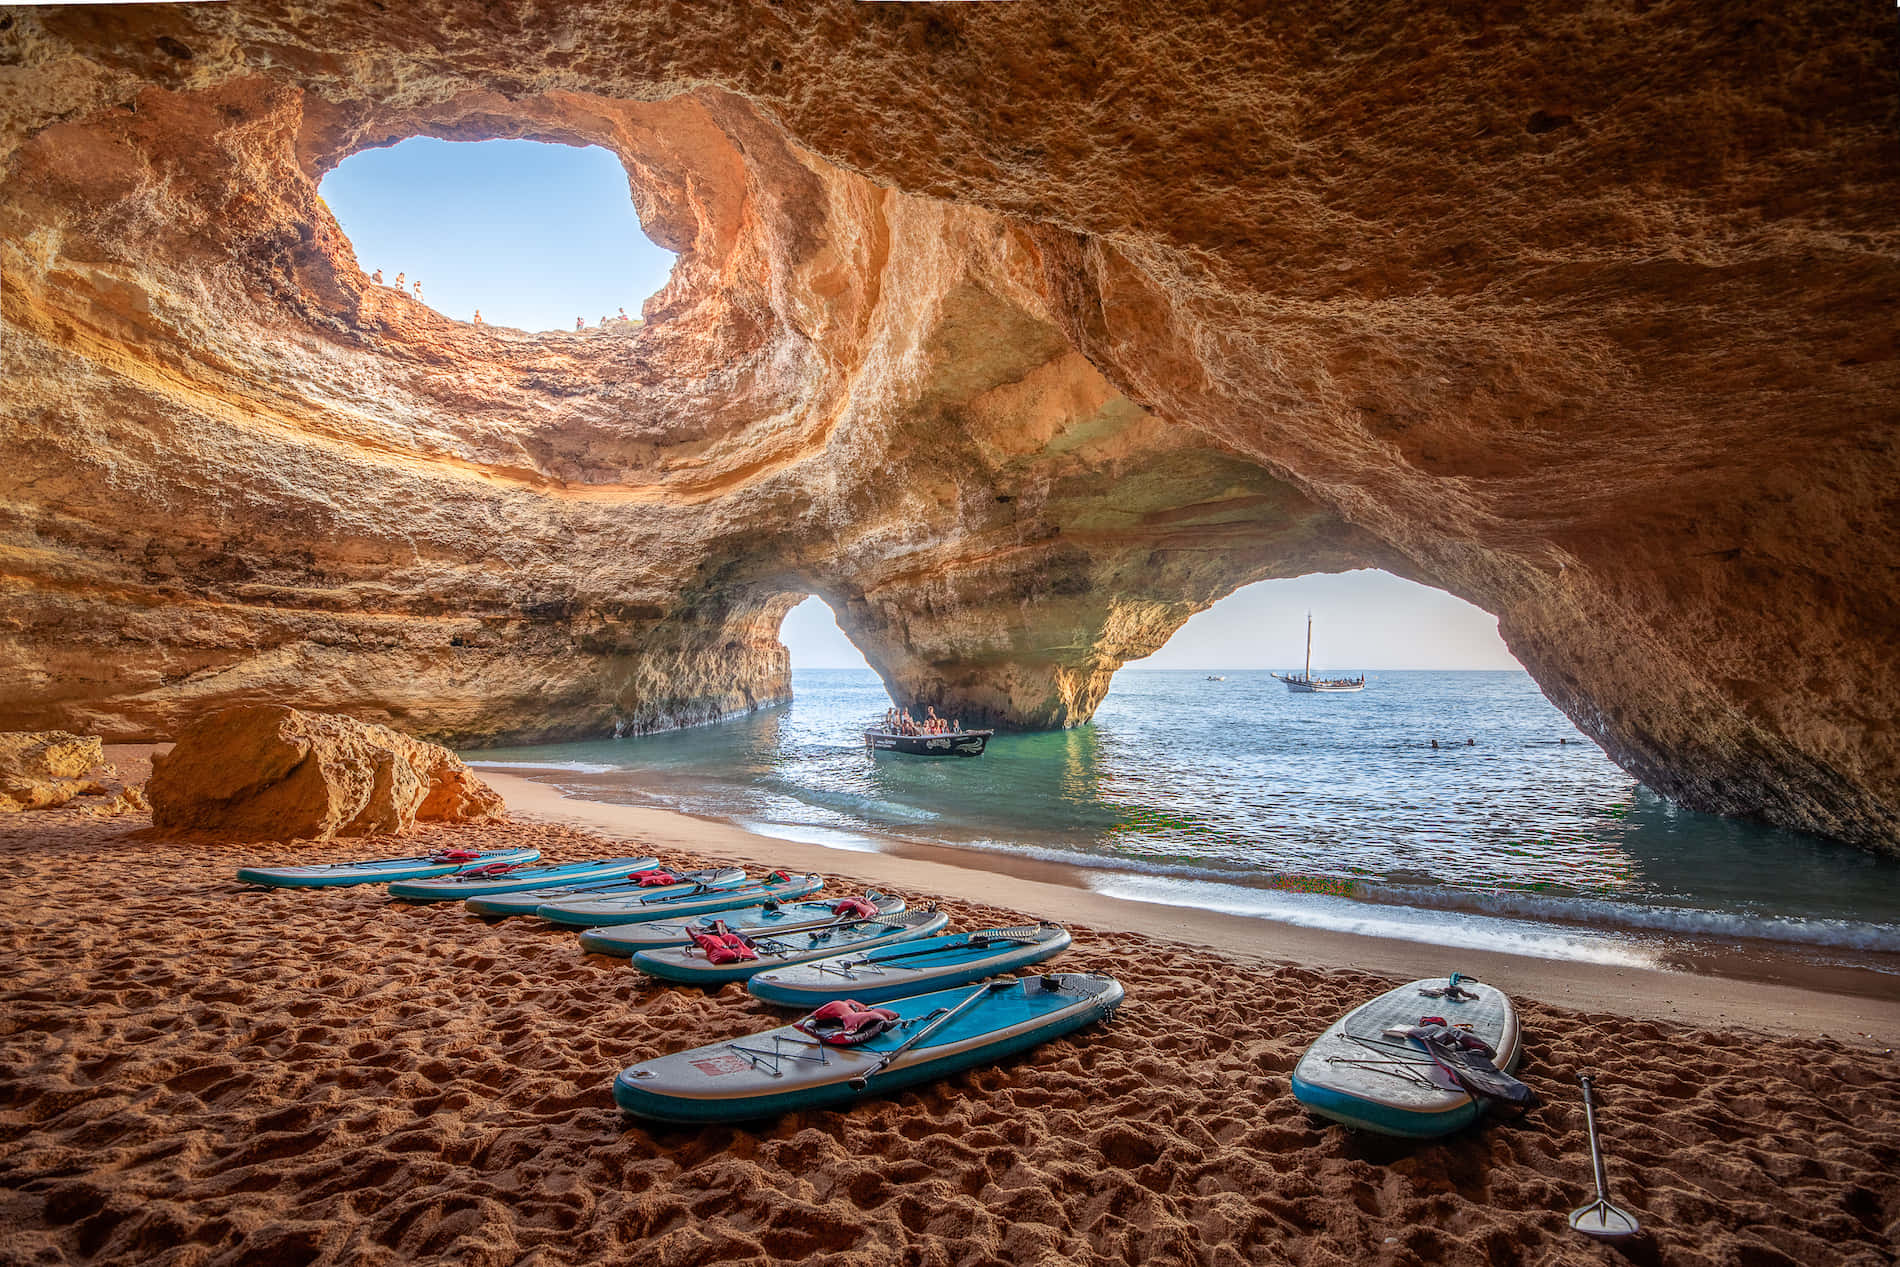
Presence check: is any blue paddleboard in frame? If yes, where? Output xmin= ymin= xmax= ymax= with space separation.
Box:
xmin=629 ymin=909 xmax=950 ymax=985
xmin=538 ymin=872 xmax=823 ymax=927
xmin=577 ymin=891 xmax=907 ymax=956
xmin=748 ymin=923 xmax=1071 ymax=1006
xmin=386 ymin=856 xmax=659 ymax=901
xmin=614 ymin=972 xmax=1122 ymax=1122
xmin=1291 ymin=974 xmax=1521 ymax=1138
xmin=235 ymin=847 xmax=541 ymax=889
xmin=465 ymin=867 xmax=747 ymax=917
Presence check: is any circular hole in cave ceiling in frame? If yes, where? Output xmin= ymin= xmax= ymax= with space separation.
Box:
xmin=318 ymin=137 xmax=676 ymax=333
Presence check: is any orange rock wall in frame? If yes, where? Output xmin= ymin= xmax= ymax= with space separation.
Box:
xmin=1 ymin=3 xmax=1894 ymax=852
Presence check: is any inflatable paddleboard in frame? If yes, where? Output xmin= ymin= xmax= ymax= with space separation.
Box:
xmin=614 ymin=971 xmax=1124 ymax=1122
xmin=748 ymin=923 xmax=1071 ymax=1006
xmin=1291 ymin=974 xmax=1521 ymax=1138
xmin=577 ymin=891 xmax=908 ymax=956
xmin=538 ymin=871 xmax=823 ymax=927
xmin=465 ymin=867 xmax=747 ymax=918
xmin=235 ymin=847 xmax=541 ymax=889
xmin=386 ymin=855 xmax=658 ymax=901
xmin=630 ymin=908 xmax=951 ymax=985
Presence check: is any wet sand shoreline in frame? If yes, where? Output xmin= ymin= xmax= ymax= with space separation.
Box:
xmin=3 ymin=758 xmax=1897 ymax=1265
xmin=479 ymin=766 xmax=1900 ymax=1039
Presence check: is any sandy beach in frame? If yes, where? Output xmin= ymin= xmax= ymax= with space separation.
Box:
xmin=3 ymin=756 xmax=1898 ymax=1266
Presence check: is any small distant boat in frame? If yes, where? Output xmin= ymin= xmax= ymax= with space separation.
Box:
xmin=1273 ymin=612 xmax=1365 ymax=693
xmin=1205 ymin=675 xmax=1226 ymax=681
xmin=864 ymin=728 xmax=994 ymax=757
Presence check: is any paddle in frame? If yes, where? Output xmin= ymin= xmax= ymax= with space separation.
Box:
xmin=847 ymin=932 xmax=1042 ymax=968
xmin=1568 ymin=1076 xmax=1641 ymax=1239
xmin=847 ymin=978 xmax=1014 ymax=1090
xmin=695 ymin=911 xmax=900 ymax=950
xmin=315 ymin=851 xmax=442 ymax=870
xmin=533 ymin=867 xmax=727 ymax=898
xmin=635 ymin=874 xmax=810 ymax=906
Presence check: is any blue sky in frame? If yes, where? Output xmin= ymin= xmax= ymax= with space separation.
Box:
xmin=320 ymin=141 xmax=1519 ymax=673
xmin=320 ymin=138 xmax=676 ymax=330
xmin=783 ymin=571 xmax=1522 ymax=671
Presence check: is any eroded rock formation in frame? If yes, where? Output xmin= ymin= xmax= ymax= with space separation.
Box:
xmin=0 ymin=731 xmax=107 ymax=812
xmin=148 ymin=705 xmax=503 ymax=839
xmin=2 ymin=4 xmax=1895 ymax=851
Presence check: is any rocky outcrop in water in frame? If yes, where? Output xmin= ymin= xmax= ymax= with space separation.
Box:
xmin=1 ymin=5 xmax=1895 ymax=852
xmin=148 ymin=706 xmax=504 ymax=840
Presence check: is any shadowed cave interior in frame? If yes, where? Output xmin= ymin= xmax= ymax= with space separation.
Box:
xmin=2 ymin=4 xmax=1896 ymax=856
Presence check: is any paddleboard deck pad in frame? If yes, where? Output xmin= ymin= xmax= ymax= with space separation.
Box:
xmin=614 ymin=971 xmax=1124 ymax=1122
xmin=387 ymin=856 xmax=658 ymax=901
xmin=577 ymin=891 xmax=907 ymax=956
xmin=748 ymin=924 xmax=1072 ymax=1006
xmin=465 ymin=867 xmax=746 ymax=917
xmin=538 ymin=872 xmax=823 ymax=927
xmin=1291 ymin=975 xmax=1521 ymax=1138
xmin=629 ymin=909 xmax=951 ymax=984
xmin=236 ymin=847 xmax=541 ymax=889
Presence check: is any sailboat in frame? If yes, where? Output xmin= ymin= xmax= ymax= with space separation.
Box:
xmin=1272 ymin=613 xmax=1366 ymax=693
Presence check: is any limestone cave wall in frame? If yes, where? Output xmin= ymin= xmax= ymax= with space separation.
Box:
xmin=1 ymin=3 xmax=1894 ymax=852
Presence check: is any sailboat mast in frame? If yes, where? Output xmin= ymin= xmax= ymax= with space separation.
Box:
xmin=1305 ymin=612 xmax=1312 ymax=682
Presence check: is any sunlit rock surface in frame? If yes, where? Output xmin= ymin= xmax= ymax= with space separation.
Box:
xmin=1 ymin=4 xmax=1894 ymax=852
xmin=148 ymin=705 xmax=504 ymax=840
xmin=0 ymin=732 xmax=107 ymax=812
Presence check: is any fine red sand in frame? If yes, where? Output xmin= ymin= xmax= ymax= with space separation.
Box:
xmin=2 ymin=807 xmax=1898 ymax=1267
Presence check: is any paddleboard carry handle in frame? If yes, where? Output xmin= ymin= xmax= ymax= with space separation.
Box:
xmin=847 ymin=978 xmax=1014 ymax=1090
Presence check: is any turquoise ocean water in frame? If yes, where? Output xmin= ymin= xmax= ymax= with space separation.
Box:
xmin=469 ymin=669 xmax=1900 ymax=976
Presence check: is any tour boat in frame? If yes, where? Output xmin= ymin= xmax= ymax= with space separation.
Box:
xmin=863 ymin=728 xmax=993 ymax=757
xmin=1272 ymin=613 xmax=1365 ymax=693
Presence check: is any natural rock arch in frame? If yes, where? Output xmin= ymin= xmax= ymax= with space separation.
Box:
xmin=2 ymin=4 xmax=1894 ymax=854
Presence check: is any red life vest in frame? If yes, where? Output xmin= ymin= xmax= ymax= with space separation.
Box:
xmin=686 ymin=921 xmax=757 ymax=964
xmin=796 ymin=998 xmax=901 ymax=1045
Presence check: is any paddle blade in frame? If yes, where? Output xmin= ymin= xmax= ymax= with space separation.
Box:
xmin=1569 ymin=1199 xmax=1640 ymax=1239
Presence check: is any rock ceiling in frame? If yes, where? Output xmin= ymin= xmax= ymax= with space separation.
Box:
xmin=1 ymin=3 xmax=1894 ymax=853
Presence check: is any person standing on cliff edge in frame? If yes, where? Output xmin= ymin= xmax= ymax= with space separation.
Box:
xmin=471 ymin=309 xmax=483 ymax=326
xmin=371 ymin=269 xmax=383 ymax=284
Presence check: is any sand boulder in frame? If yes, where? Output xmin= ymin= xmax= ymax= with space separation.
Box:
xmin=0 ymin=732 xmax=109 ymax=813
xmin=148 ymin=706 xmax=504 ymax=840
